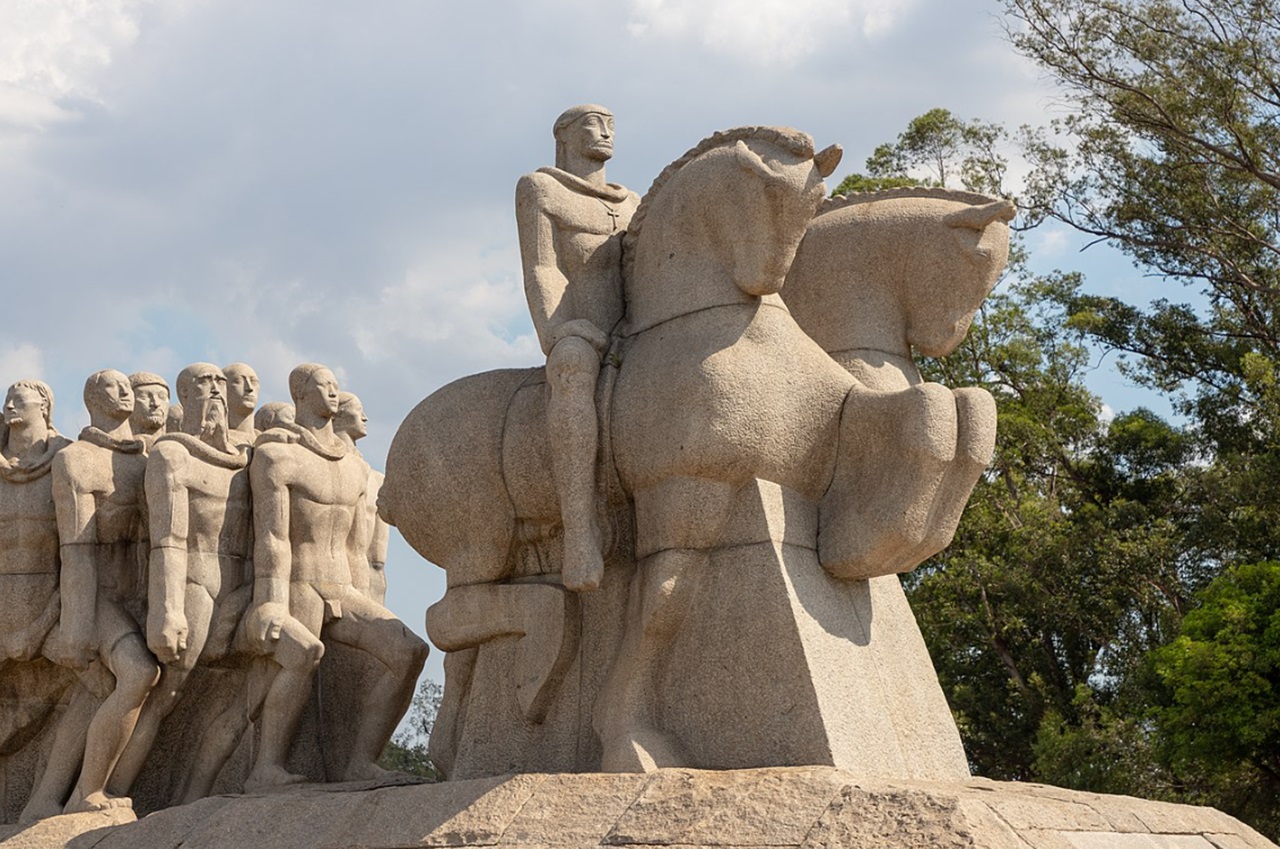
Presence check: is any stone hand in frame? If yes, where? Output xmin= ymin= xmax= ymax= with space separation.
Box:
xmin=149 ymin=614 xmax=189 ymax=664
xmin=245 ymin=602 xmax=291 ymax=648
xmin=44 ymin=629 xmax=97 ymax=671
xmin=550 ymin=319 xmax=610 ymax=357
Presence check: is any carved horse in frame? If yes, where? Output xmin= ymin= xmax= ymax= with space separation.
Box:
xmin=380 ymin=131 xmax=1014 ymax=773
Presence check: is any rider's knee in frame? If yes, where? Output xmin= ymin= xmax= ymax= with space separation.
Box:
xmin=548 ymin=336 xmax=600 ymax=392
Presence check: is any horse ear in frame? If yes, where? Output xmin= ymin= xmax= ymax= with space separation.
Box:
xmin=944 ymin=199 xmax=1017 ymax=231
xmin=814 ymin=144 xmax=843 ymax=178
xmin=734 ymin=139 xmax=773 ymax=180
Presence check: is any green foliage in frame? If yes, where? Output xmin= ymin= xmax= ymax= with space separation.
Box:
xmin=831 ymin=108 xmax=1009 ymax=196
xmin=378 ymin=679 xmax=443 ymax=781
xmin=1151 ymin=561 xmax=1280 ymax=778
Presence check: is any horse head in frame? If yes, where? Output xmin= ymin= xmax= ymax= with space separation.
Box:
xmin=623 ymin=127 xmax=841 ymax=333
xmin=784 ymin=188 xmax=1015 ymax=378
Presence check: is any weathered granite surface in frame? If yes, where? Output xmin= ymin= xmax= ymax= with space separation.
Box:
xmin=1 ymin=767 xmax=1274 ymax=849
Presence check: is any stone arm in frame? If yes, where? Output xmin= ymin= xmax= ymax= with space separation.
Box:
xmin=49 ymin=451 xmax=100 ymax=668
xmin=516 ymin=175 xmax=607 ymax=357
xmin=145 ymin=446 xmax=189 ymax=664
xmin=348 ymin=477 xmax=372 ymax=596
xmin=247 ymin=448 xmax=293 ymax=645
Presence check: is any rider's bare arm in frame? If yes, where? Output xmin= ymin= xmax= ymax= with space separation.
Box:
xmin=517 ymin=174 xmax=575 ymax=356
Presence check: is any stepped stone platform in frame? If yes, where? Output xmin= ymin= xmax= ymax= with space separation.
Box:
xmin=1 ymin=767 xmax=1274 ymax=849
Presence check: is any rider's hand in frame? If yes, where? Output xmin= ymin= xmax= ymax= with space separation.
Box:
xmin=549 ymin=319 xmax=609 ymax=357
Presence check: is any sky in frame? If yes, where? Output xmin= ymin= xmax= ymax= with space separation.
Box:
xmin=0 ymin=0 xmax=1179 ymax=684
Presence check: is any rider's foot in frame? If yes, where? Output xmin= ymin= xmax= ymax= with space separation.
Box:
xmin=19 ymin=798 xmax=66 ymax=824
xmin=562 ymin=522 xmax=604 ymax=592
xmin=243 ymin=764 xmax=309 ymax=792
xmin=341 ymin=761 xmax=400 ymax=783
xmin=64 ymin=790 xmax=133 ymax=815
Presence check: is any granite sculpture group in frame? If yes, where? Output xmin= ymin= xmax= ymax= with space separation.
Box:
xmin=2 ymin=106 xmax=1274 ymax=849
xmin=0 ymin=363 xmax=427 ymax=825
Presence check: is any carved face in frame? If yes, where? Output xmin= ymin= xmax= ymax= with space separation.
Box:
xmin=131 ymin=384 xmax=171 ymax=433
xmin=224 ymin=366 xmax=259 ymax=415
xmin=3 ymin=386 xmax=45 ymax=429
xmin=335 ymin=398 xmax=368 ymax=441
xmin=92 ymin=373 xmax=135 ymax=421
xmin=301 ymin=369 xmax=341 ymax=420
xmin=186 ymin=367 xmax=227 ymax=404
xmin=564 ymin=112 xmax=614 ymax=163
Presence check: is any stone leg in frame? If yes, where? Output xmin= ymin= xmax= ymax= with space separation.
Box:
xmin=546 ymin=335 xmax=604 ymax=592
xmin=64 ymin=629 xmax=160 ymax=815
xmin=179 ymin=659 xmax=271 ymax=803
xmin=244 ymin=617 xmax=324 ymax=792
xmin=322 ymin=592 xmax=428 ymax=782
xmin=18 ymin=677 xmax=103 ymax=823
xmin=106 ymin=583 xmax=215 ymax=797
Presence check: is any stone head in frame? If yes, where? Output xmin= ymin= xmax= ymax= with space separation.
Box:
xmin=4 ymin=380 xmax=55 ymax=432
xmin=84 ymin=370 xmax=135 ymax=424
xmin=176 ymin=362 xmax=229 ymax=436
xmin=288 ymin=363 xmax=340 ymax=422
xmin=129 ymin=371 xmax=171 ymax=435
xmin=223 ymin=362 xmax=259 ymax=417
xmin=254 ymin=401 xmax=295 ymax=432
xmin=554 ymin=104 xmax=614 ymax=170
xmin=334 ymin=391 xmax=369 ymax=442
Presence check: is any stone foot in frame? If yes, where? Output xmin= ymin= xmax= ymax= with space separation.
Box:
xmin=341 ymin=762 xmax=399 ymax=783
xmin=562 ymin=522 xmax=604 ymax=592
xmin=243 ymin=765 xmax=309 ymax=792
xmin=63 ymin=790 xmax=133 ymax=815
xmin=600 ymin=728 xmax=687 ymax=773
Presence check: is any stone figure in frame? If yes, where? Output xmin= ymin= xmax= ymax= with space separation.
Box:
xmin=33 ymin=370 xmax=160 ymax=816
xmin=254 ymin=401 xmax=294 ymax=433
xmin=165 ymin=403 xmax=183 ymax=434
xmin=0 ymin=380 xmax=78 ymax=816
xmin=244 ymin=364 xmax=426 ymax=789
xmin=515 ymin=104 xmax=640 ymax=592
xmin=383 ymin=124 xmax=1013 ymax=779
xmin=0 ymin=381 xmax=72 ymax=667
xmin=333 ymin=392 xmax=388 ymax=604
xmin=103 ymin=363 xmax=260 ymax=802
xmin=128 ymin=372 xmax=170 ymax=449
xmin=223 ymin=363 xmax=259 ymax=446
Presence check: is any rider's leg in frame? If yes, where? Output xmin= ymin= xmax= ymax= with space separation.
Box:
xmin=546 ymin=335 xmax=604 ymax=592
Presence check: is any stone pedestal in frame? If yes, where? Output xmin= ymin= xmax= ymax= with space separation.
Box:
xmin=2 ymin=767 xmax=1274 ymax=849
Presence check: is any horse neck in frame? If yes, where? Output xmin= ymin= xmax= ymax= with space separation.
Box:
xmin=625 ymin=207 xmax=761 ymax=334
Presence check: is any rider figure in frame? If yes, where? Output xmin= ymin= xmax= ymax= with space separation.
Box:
xmin=516 ymin=104 xmax=639 ymax=592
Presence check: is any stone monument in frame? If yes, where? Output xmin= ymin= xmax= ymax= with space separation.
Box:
xmin=0 ymin=113 xmax=1274 ymax=849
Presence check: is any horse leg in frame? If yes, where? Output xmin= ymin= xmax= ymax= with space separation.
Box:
xmin=594 ymin=476 xmax=737 ymax=772
xmin=910 ymin=386 xmax=997 ymax=564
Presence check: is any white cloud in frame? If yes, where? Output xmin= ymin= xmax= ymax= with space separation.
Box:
xmin=626 ymin=0 xmax=914 ymax=65
xmin=0 ymin=0 xmax=156 ymax=129
xmin=0 ymin=343 xmax=46 ymax=393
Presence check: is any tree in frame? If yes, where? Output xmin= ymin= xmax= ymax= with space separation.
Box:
xmin=1149 ymin=561 xmax=1280 ymax=835
xmin=831 ymin=108 xmax=1009 ymax=196
xmin=378 ymin=678 xmax=443 ymax=780
xmin=1008 ymin=0 xmax=1280 ymax=458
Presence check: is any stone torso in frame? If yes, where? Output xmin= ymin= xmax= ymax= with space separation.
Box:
xmin=522 ymin=170 xmax=639 ymax=337
xmin=150 ymin=439 xmax=252 ymax=596
xmin=0 ymin=461 xmax=63 ymax=650
xmin=258 ymin=440 xmax=367 ymax=600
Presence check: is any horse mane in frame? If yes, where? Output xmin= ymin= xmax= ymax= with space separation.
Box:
xmin=817 ymin=185 xmax=1004 ymax=215
xmin=623 ymin=126 xmax=816 ymax=282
